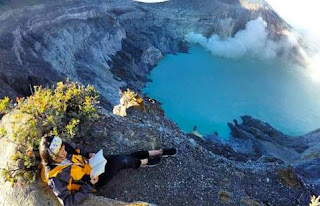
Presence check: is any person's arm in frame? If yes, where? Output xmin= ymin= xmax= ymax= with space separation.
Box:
xmin=48 ymin=175 xmax=94 ymax=206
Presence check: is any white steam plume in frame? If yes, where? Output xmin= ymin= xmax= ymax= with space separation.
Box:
xmin=185 ymin=17 xmax=298 ymax=60
xmin=266 ymin=0 xmax=320 ymax=82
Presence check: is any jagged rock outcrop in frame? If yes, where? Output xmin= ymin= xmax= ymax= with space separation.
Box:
xmin=204 ymin=115 xmax=320 ymax=201
xmin=226 ymin=116 xmax=320 ymax=188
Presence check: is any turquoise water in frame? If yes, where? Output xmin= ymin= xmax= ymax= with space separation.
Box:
xmin=143 ymin=45 xmax=320 ymax=138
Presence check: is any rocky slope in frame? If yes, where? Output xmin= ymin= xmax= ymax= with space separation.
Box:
xmin=83 ymin=104 xmax=319 ymax=206
xmin=0 ymin=100 xmax=319 ymax=205
xmin=0 ymin=0 xmax=318 ymax=205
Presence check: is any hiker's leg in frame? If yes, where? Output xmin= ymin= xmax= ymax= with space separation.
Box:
xmin=95 ymin=155 xmax=141 ymax=189
xmin=130 ymin=149 xmax=163 ymax=159
xmin=148 ymin=149 xmax=163 ymax=156
xmin=95 ymin=155 xmax=118 ymax=189
xmin=140 ymin=158 xmax=148 ymax=166
xmin=117 ymin=155 xmax=141 ymax=170
xmin=130 ymin=151 xmax=149 ymax=159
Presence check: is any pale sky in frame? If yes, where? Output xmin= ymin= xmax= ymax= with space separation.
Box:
xmin=266 ymin=0 xmax=320 ymax=37
xmin=266 ymin=0 xmax=320 ymax=81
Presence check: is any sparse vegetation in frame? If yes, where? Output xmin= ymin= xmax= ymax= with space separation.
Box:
xmin=0 ymin=96 xmax=12 ymax=115
xmin=0 ymin=80 xmax=100 ymax=185
xmin=310 ymin=195 xmax=320 ymax=206
xmin=113 ymin=88 xmax=143 ymax=117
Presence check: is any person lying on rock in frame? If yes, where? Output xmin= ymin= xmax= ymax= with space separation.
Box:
xmin=39 ymin=135 xmax=177 ymax=206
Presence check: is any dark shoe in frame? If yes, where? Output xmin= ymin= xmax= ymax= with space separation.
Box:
xmin=141 ymin=156 xmax=161 ymax=167
xmin=162 ymin=148 xmax=177 ymax=157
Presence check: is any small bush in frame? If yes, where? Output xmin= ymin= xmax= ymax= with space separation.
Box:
xmin=310 ymin=195 xmax=320 ymax=206
xmin=0 ymin=96 xmax=13 ymax=115
xmin=113 ymin=89 xmax=143 ymax=117
xmin=0 ymin=80 xmax=100 ymax=185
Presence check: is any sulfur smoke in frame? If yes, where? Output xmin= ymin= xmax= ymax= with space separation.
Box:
xmin=185 ymin=17 xmax=298 ymax=60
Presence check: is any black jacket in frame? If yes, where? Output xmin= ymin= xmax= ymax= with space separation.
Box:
xmin=47 ymin=143 xmax=94 ymax=206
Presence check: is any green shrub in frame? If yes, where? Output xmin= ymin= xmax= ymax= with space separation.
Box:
xmin=0 ymin=96 xmax=12 ymax=115
xmin=310 ymin=195 xmax=320 ymax=206
xmin=113 ymin=89 xmax=143 ymax=117
xmin=0 ymin=80 xmax=100 ymax=185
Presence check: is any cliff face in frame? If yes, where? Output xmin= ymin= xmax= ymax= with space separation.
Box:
xmin=0 ymin=0 xmax=318 ymax=206
xmin=0 ymin=0 xmax=288 ymax=106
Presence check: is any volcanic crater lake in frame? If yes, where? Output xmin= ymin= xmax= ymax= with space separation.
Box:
xmin=143 ymin=45 xmax=320 ymax=139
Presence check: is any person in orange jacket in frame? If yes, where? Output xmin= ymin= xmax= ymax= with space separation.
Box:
xmin=39 ymin=135 xmax=177 ymax=206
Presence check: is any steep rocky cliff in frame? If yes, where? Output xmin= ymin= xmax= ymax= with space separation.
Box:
xmin=0 ymin=0 xmax=318 ymax=206
xmin=0 ymin=0 xmax=288 ymax=106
